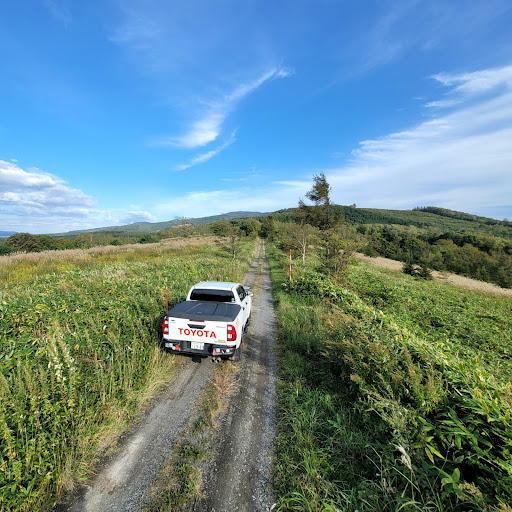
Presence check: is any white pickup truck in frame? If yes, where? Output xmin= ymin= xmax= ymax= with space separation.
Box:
xmin=162 ymin=282 xmax=253 ymax=361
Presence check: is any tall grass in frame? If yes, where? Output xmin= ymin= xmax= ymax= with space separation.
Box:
xmin=0 ymin=239 xmax=256 ymax=511
xmin=0 ymin=236 xmax=219 ymax=285
xmin=269 ymin=246 xmax=512 ymax=511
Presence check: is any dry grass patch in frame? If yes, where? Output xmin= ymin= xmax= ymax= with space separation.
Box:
xmin=355 ymin=252 xmax=512 ymax=296
xmin=0 ymin=235 xmax=220 ymax=285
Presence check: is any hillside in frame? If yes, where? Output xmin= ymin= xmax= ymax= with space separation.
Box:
xmin=52 ymin=211 xmax=269 ymax=236
xmin=4 ymin=204 xmax=511 ymax=288
xmin=268 ymin=244 xmax=512 ymax=509
xmin=272 ymin=205 xmax=512 ymax=240
xmin=270 ymin=205 xmax=512 ymax=288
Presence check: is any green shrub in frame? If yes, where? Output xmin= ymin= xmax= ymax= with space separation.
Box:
xmin=269 ymin=244 xmax=512 ymax=510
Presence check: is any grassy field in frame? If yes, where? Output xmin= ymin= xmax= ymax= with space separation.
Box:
xmin=0 ymin=237 xmax=256 ymax=511
xmin=269 ymin=245 xmax=512 ymax=511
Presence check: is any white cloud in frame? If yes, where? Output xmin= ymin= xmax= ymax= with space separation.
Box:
xmin=156 ymin=67 xmax=290 ymax=149
xmin=428 ymin=65 xmax=512 ymax=109
xmin=119 ymin=211 xmax=157 ymax=224
xmin=425 ymin=99 xmax=462 ymax=109
xmin=0 ymin=161 xmax=156 ymax=233
xmin=166 ymin=114 xmax=225 ymax=149
xmin=325 ymin=64 xmax=512 ymax=219
xmin=175 ymin=133 xmax=236 ymax=171
xmin=433 ymin=65 xmax=512 ymax=96
xmin=0 ymin=161 xmax=95 ymax=208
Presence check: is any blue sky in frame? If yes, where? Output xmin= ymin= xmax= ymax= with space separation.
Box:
xmin=1 ymin=0 xmax=512 ymax=234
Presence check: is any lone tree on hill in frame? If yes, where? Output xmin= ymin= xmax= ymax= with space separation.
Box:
xmin=300 ymin=173 xmax=354 ymax=281
xmin=303 ymin=172 xmax=342 ymax=230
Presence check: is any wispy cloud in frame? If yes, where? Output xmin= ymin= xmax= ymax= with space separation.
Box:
xmin=427 ymin=65 xmax=512 ymax=108
xmin=111 ymin=3 xmax=291 ymax=150
xmin=157 ymin=67 xmax=290 ymax=149
xmin=153 ymin=184 xmax=300 ymax=220
xmin=43 ymin=0 xmax=72 ymax=27
xmin=326 ymin=64 xmax=512 ymax=219
xmin=433 ymin=65 xmax=512 ymax=95
xmin=175 ymin=133 xmax=236 ymax=171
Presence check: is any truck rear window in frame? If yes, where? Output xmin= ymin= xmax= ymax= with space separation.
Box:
xmin=189 ymin=289 xmax=235 ymax=302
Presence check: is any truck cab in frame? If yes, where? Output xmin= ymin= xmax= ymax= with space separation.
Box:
xmin=187 ymin=282 xmax=252 ymax=327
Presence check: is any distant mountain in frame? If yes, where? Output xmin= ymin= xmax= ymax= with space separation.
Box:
xmin=52 ymin=211 xmax=269 ymax=236
xmin=0 ymin=231 xmax=17 ymax=237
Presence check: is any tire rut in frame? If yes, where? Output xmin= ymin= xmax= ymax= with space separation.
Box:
xmin=194 ymin=241 xmax=277 ymax=512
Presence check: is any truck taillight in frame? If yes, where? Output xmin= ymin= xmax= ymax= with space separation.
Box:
xmin=162 ymin=318 xmax=169 ymax=335
xmin=227 ymin=324 xmax=236 ymax=341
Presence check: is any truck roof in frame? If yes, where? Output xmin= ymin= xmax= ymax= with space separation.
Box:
xmin=192 ymin=281 xmax=239 ymax=291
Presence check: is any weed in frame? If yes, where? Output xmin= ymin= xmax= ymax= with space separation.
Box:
xmin=268 ymin=244 xmax=512 ymax=511
xmin=0 ymin=238 xmax=256 ymax=511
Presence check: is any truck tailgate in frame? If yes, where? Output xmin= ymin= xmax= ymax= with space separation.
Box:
xmin=165 ymin=301 xmax=241 ymax=344
xmin=167 ymin=318 xmax=229 ymax=343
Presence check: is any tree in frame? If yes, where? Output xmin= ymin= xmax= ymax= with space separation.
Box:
xmin=0 ymin=243 xmax=13 ymax=255
xmin=75 ymin=232 xmax=94 ymax=249
xmin=214 ymin=218 xmax=243 ymax=259
xmin=280 ymin=223 xmax=318 ymax=265
xmin=259 ymin=215 xmax=276 ymax=240
xmin=5 ymin=233 xmax=43 ymax=252
xmin=321 ymin=231 xmax=360 ymax=283
xmin=304 ymin=172 xmax=342 ymax=230
xmin=303 ymin=173 xmax=344 ymax=278
xmin=173 ymin=216 xmax=192 ymax=238
xmin=239 ymin=218 xmax=261 ymax=238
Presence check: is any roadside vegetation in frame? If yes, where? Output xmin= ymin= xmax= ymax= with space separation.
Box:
xmin=268 ymin=174 xmax=512 ymax=511
xmin=0 ymin=237 xmax=256 ymax=511
xmin=0 ymin=216 xmax=262 ymax=257
xmin=270 ymin=204 xmax=512 ymax=289
xmin=269 ymin=245 xmax=512 ymax=511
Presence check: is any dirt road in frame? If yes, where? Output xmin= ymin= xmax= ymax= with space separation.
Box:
xmin=194 ymin=241 xmax=277 ymax=512
xmin=58 ymin=241 xmax=277 ymax=512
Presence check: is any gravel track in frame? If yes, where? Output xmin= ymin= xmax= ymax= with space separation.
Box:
xmin=193 ymin=241 xmax=277 ymax=512
xmin=58 ymin=240 xmax=277 ymax=512
xmin=58 ymin=360 xmax=214 ymax=512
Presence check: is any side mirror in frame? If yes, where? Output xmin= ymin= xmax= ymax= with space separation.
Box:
xmin=248 ymin=291 xmax=254 ymax=297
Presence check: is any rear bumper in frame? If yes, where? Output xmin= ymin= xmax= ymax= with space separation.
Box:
xmin=162 ymin=338 xmax=236 ymax=357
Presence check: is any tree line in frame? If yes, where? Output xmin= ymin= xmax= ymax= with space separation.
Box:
xmin=361 ymin=224 xmax=512 ymax=288
xmin=0 ymin=217 xmax=264 ymax=257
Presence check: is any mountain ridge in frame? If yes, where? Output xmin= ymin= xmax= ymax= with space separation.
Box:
xmin=51 ymin=211 xmax=270 ymax=236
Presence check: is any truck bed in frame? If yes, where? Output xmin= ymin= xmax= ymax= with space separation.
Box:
xmin=167 ymin=301 xmax=241 ymax=322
